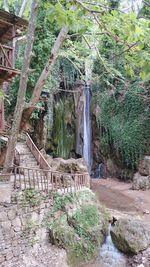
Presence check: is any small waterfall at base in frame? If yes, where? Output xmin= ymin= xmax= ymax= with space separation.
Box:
xmin=99 ymin=224 xmax=126 ymax=267
xmin=83 ymin=84 xmax=92 ymax=171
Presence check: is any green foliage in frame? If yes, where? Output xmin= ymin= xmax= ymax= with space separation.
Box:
xmin=95 ymin=81 xmax=150 ymax=172
xmin=71 ymin=205 xmax=101 ymax=237
xmin=92 ymin=7 xmax=150 ymax=177
xmin=139 ymin=0 xmax=150 ymax=19
xmin=45 ymin=190 xmax=109 ymax=266
xmin=0 ymin=0 xmax=32 ymax=17
xmin=21 ymin=188 xmax=42 ymax=207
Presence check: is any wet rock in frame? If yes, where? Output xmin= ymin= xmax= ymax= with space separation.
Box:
xmin=127 ymin=247 xmax=150 ymax=267
xmin=111 ymin=218 xmax=150 ymax=254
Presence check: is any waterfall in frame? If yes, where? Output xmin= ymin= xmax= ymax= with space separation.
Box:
xmin=99 ymin=224 xmax=126 ymax=267
xmin=120 ymin=0 xmax=143 ymax=14
xmin=83 ymin=84 xmax=92 ymax=170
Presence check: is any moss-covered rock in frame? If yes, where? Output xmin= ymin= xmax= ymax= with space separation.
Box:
xmin=111 ymin=218 xmax=150 ymax=254
xmin=45 ymin=189 xmax=110 ymax=266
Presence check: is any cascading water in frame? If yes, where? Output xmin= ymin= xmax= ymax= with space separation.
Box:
xmin=80 ymin=223 xmax=127 ymax=267
xmin=83 ymin=84 xmax=92 ymax=171
xmin=120 ymin=0 xmax=143 ymax=14
xmin=99 ymin=224 xmax=126 ymax=267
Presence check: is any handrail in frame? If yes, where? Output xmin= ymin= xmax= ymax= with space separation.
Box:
xmin=12 ymin=164 xmax=88 ymax=176
xmin=25 ymin=133 xmax=51 ymax=170
xmin=13 ymin=165 xmax=89 ymax=194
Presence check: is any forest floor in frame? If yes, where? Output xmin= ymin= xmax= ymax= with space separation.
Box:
xmin=91 ymin=178 xmax=150 ymax=222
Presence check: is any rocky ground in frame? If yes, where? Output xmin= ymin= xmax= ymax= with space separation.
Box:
xmin=5 ymin=244 xmax=69 ymax=267
xmin=127 ymin=247 xmax=150 ymax=267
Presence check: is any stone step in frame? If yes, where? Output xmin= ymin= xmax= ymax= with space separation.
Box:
xmin=22 ymin=159 xmax=38 ymax=164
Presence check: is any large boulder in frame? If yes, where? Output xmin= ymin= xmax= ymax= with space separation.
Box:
xmin=46 ymin=157 xmax=88 ymax=173
xmin=46 ymin=189 xmax=110 ymax=266
xmin=138 ymin=156 xmax=150 ymax=176
xmin=132 ymin=172 xmax=150 ymax=190
xmin=111 ymin=218 xmax=150 ymax=254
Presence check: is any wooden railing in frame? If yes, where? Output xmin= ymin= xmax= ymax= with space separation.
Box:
xmin=13 ymin=166 xmax=89 ymax=194
xmin=0 ymin=44 xmax=14 ymax=69
xmin=25 ymin=133 xmax=51 ymax=170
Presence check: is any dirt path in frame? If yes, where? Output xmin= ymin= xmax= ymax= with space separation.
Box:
xmin=91 ymin=178 xmax=150 ymax=222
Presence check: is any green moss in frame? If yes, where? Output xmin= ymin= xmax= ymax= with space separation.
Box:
xmin=51 ymin=96 xmax=75 ymax=159
xmin=45 ymin=190 xmax=109 ymax=266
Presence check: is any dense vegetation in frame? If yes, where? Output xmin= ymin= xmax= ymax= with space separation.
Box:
xmin=92 ymin=2 xmax=150 ymax=177
xmin=1 ymin=0 xmax=150 ymax=177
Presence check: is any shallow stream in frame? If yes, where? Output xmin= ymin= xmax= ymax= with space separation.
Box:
xmin=80 ymin=224 xmax=127 ymax=267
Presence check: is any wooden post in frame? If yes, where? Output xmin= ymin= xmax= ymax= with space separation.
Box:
xmin=0 ymin=97 xmax=5 ymax=131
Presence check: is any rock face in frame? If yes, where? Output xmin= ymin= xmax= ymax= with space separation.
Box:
xmin=138 ymin=156 xmax=150 ymax=176
xmin=132 ymin=156 xmax=150 ymax=190
xmin=15 ymin=244 xmax=69 ymax=267
xmin=111 ymin=218 xmax=150 ymax=254
xmin=46 ymin=189 xmax=110 ymax=266
xmin=46 ymin=156 xmax=88 ymax=173
xmin=127 ymin=247 xmax=150 ymax=267
xmin=132 ymin=172 xmax=150 ymax=190
xmin=42 ymin=154 xmax=90 ymax=186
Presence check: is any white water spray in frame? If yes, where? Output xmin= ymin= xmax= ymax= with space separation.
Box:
xmin=99 ymin=224 xmax=126 ymax=267
xmin=83 ymin=84 xmax=92 ymax=170
xmin=120 ymin=0 xmax=143 ymax=14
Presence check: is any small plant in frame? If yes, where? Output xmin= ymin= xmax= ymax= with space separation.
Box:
xmin=22 ymin=188 xmax=42 ymax=207
xmin=23 ymin=219 xmax=38 ymax=235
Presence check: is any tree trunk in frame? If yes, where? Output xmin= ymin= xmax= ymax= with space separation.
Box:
xmin=3 ymin=0 xmax=39 ymax=173
xmin=20 ymin=25 xmax=68 ymax=130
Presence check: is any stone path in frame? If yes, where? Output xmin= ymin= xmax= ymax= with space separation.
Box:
xmin=2 ymin=244 xmax=69 ymax=267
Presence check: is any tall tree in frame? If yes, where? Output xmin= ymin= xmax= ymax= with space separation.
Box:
xmin=20 ymin=25 xmax=68 ymax=130
xmin=3 ymin=0 xmax=39 ymax=172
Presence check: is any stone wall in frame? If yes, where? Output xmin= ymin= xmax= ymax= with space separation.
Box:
xmin=0 ymin=193 xmax=53 ymax=267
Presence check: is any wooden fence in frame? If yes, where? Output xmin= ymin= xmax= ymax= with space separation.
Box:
xmin=0 ymin=44 xmax=14 ymax=68
xmin=13 ymin=166 xmax=89 ymax=194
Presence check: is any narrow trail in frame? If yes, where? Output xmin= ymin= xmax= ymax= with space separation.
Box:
xmin=91 ymin=178 xmax=150 ymax=222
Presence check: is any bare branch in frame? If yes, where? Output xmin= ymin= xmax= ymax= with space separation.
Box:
xmin=110 ymin=42 xmax=138 ymax=61
xmin=82 ymin=1 xmax=125 ymax=13
xmin=75 ymin=0 xmax=104 ymax=14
